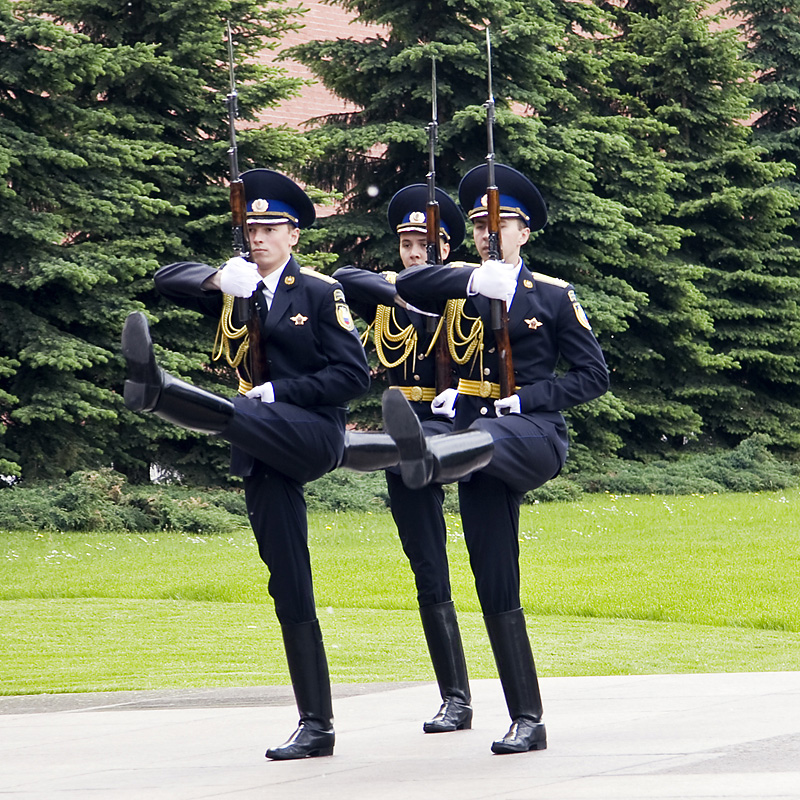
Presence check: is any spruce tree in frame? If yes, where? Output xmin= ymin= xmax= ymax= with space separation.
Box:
xmin=1 ymin=0 xmax=309 ymax=483
xmin=289 ymin=0 xmax=728 ymax=464
xmin=605 ymin=0 xmax=800 ymax=453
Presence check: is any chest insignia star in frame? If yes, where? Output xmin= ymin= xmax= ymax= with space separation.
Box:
xmin=525 ymin=317 xmax=543 ymax=330
xmin=290 ymin=313 xmax=308 ymax=326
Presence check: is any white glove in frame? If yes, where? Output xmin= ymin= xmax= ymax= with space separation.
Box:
xmin=431 ymin=388 xmax=458 ymax=418
xmin=469 ymin=260 xmax=517 ymax=302
xmin=219 ymin=256 xmax=262 ymax=297
xmin=245 ymin=382 xmax=275 ymax=403
xmin=494 ymin=394 xmax=521 ymax=416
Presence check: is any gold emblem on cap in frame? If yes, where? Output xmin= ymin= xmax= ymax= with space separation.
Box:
xmin=252 ymin=198 xmax=269 ymax=213
xmin=479 ymin=381 xmax=492 ymax=398
xmin=479 ymin=193 xmax=488 ymax=208
xmin=284 ymin=275 xmax=295 ymax=285
xmin=410 ymin=386 xmax=424 ymax=402
xmin=290 ymin=312 xmax=308 ymax=326
xmin=409 ymin=211 xmax=426 ymax=224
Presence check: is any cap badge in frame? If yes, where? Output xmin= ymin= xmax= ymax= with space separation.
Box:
xmin=479 ymin=193 xmax=488 ymax=208
xmin=252 ymin=198 xmax=269 ymax=213
xmin=409 ymin=211 xmax=426 ymax=224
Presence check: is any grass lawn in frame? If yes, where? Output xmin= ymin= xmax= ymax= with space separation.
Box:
xmin=2 ymin=489 xmax=799 ymax=695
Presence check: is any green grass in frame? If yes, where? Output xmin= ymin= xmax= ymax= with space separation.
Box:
xmin=2 ymin=490 xmax=799 ymax=695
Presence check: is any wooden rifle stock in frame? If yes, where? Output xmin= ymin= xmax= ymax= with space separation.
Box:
xmin=486 ymin=185 xmax=515 ymax=399
xmin=230 ymin=180 xmax=267 ymax=386
xmin=426 ymin=202 xmax=451 ymax=393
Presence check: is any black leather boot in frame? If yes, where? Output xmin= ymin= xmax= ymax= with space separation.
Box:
xmin=266 ymin=619 xmax=335 ymax=760
xmin=339 ymin=431 xmax=400 ymax=471
xmin=122 ymin=311 xmax=234 ymax=434
xmin=419 ymin=601 xmax=473 ymax=733
xmin=381 ymin=390 xmax=493 ymax=489
xmin=484 ymin=608 xmax=547 ymax=754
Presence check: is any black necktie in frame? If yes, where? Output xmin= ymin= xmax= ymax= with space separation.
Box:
xmin=256 ymin=282 xmax=269 ymax=326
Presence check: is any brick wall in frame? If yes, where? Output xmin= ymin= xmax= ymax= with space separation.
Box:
xmin=260 ymin=0 xmax=383 ymax=129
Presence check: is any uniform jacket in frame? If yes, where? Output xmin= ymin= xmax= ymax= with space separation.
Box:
xmin=395 ymin=261 xmax=609 ymax=433
xmin=334 ymin=265 xmax=454 ymax=421
xmin=155 ymin=258 xmax=370 ymax=411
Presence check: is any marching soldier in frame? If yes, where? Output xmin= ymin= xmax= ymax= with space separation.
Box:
xmin=384 ymin=163 xmax=610 ymax=753
xmin=121 ymin=169 xmax=370 ymax=760
xmin=334 ymin=185 xmax=490 ymax=734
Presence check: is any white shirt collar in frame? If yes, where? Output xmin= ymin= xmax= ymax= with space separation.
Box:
xmin=260 ymin=258 xmax=291 ymax=305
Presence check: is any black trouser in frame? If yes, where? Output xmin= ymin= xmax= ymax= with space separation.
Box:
xmin=385 ymin=414 xmax=454 ymax=608
xmin=458 ymin=413 xmax=562 ymax=615
xmin=226 ymin=397 xmax=345 ymax=625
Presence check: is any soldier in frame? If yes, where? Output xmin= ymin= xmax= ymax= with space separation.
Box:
xmin=334 ymin=185 xmax=491 ymax=734
xmin=121 ymin=169 xmax=370 ymax=760
xmin=384 ymin=163 xmax=610 ymax=754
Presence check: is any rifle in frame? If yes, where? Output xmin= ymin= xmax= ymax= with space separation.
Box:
xmin=225 ymin=21 xmax=267 ymax=386
xmin=425 ymin=56 xmax=452 ymax=393
xmin=484 ymin=26 xmax=515 ymax=402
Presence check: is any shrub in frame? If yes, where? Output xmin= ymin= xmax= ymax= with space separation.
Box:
xmin=579 ymin=435 xmax=800 ymax=495
xmin=0 ymin=469 xmax=246 ymax=533
xmin=305 ymin=470 xmax=389 ymax=512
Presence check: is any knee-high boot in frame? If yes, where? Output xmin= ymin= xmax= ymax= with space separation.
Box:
xmin=266 ymin=619 xmax=335 ymax=760
xmin=484 ymin=608 xmax=547 ymax=754
xmin=382 ymin=390 xmax=493 ymax=489
xmin=339 ymin=431 xmax=400 ymax=471
xmin=419 ymin=601 xmax=473 ymax=733
xmin=122 ymin=311 xmax=234 ymax=433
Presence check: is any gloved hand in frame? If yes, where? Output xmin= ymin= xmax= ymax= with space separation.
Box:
xmin=469 ymin=260 xmax=517 ymax=301
xmin=219 ymin=256 xmax=262 ymax=297
xmin=494 ymin=394 xmax=521 ymax=416
xmin=245 ymin=382 xmax=275 ymax=404
xmin=431 ymin=388 xmax=458 ymax=418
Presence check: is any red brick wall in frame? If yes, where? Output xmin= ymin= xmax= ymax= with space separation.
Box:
xmin=261 ymin=0 xmax=383 ymax=129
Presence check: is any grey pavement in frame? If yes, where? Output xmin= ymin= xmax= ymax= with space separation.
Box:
xmin=1 ymin=672 xmax=799 ymax=799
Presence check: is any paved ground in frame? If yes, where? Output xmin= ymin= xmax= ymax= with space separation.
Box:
xmin=2 ymin=672 xmax=799 ymax=799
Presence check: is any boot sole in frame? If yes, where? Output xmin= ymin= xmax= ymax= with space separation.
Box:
xmin=121 ymin=312 xmax=162 ymax=411
xmin=381 ymin=390 xmax=431 ymax=489
xmin=265 ymin=746 xmax=334 ymax=760
xmin=491 ymin=740 xmax=547 ymax=754
xmin=423 ymin=720 xmax=473 ymax=733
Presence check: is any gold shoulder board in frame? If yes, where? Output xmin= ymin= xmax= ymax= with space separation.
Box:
xmin=448 ymin=261 xmax=479 ymax=269
xmin=531 ymin=271 xmax=569 ymax=288
xmin=300 ymin=267 xmax=337 ymax=284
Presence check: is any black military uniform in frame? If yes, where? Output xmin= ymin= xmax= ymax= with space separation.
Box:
xmin=334 ymin=185 xmax=489 ymax=734
xmin=121 ymin=169 xmax=370 ymax=761
xmin=386 ymin=164 xmax=609 ymax=754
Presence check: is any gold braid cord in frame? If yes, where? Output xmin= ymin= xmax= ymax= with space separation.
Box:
xmin=374 ymin=304 xmax=418 ymax=376
xmin=446 ymin=298 xmax=484 ymax=376
xmin=213 ymin=293 xmax=253 ymax=394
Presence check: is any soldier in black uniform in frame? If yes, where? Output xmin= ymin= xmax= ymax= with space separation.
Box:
xmin=121 ymin=169 xmax=370 ymax=761
xmin=334 ymin=185 xmax=491 ymax=734
xmin=383 ymin=164 xmax=610 ymax=754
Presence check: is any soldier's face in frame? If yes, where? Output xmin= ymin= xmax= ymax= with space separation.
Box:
xmin=248 ymin=222 xmax=300 ymax=275
xmin=398 ymin=232 xmax=450 ymax=269
xmin=472 ymin=217 xmax=530 ymax=265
